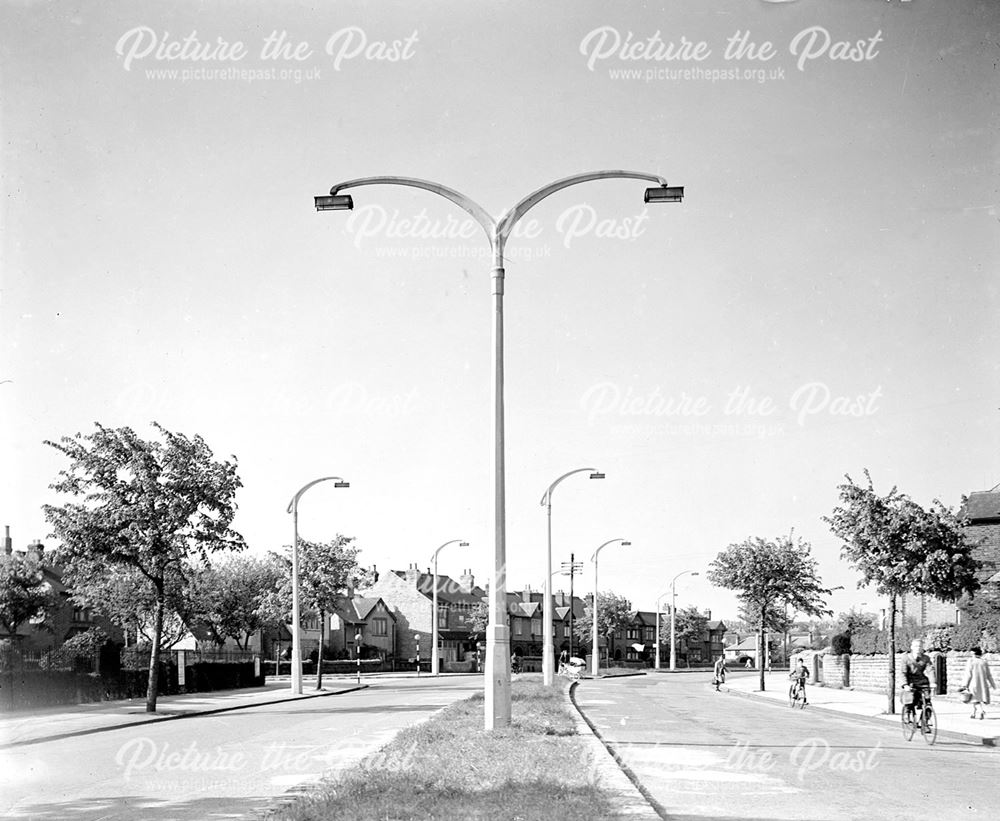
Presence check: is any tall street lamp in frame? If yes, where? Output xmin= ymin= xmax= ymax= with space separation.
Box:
xmin=316 ymin=172 xmax=683 ymax=728
xmin=431 ymin=539 xmax=469 ymax=677
xmin=286 ymin=475 xmax=350 ymax=694
xmin=590 ymin=538 xmax=630 ymax=677
xmin=654 ymin=591 xmax=671 ymax=670
xmin=669 ymin=569 xmax=699 ymax=671
xmin=541 ymin=468 xmax=604 ymax=685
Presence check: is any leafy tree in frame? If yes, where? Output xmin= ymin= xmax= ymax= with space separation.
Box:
xmin=190 ymin=554 xmax=288 ymax=651
xmin=467 ymin=600 xmax=489 ymax=643
xmin=64 ymin=562 xmax=192 ymax=650
xmin=0 ymin=551 xmax=58 ymax=637
xmin=277 ymin=536 xmax=364 ymax=689
xmin=575 ymin=592 xmax=632 ymax=662
xmin=825 ymin=471 xmax=980 ymax=713
xmin=41 ymin=626 xmax=109 ymax=670
xmin=708 ymin=535 xmax=831 ymax=691
xmin=669 ymin=606 xmax=709 ymax=662
xmin=43 ymin=422 xmax=245 ymax=712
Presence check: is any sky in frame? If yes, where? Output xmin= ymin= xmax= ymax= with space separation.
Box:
xmin=2 ymin=0 xmax=997 ymax=625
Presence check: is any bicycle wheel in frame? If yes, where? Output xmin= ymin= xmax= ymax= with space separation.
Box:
xmin=796 ymin=688 xmax=807 ymax=709
xmin=789 ymin=685 xmax=798 ymax=707
xmin=901 ymin=706 xmax=916 ymax=741
xmin=920 ymin=704 xmax=937 ymax=745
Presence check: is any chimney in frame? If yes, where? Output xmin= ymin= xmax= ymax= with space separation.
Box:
xmin=26 ymin=540 xmax=44 ymax=563
xmin=706 ymin=609 xmax=712 ymax=621
xmin=459 ymin=569 xmax=475 ymax=593
xmin=521 ymin=584 xmax=532 ymax=604
xmin=3 ymin=526 xmax=11 ymax=556
xmin=405 ymin=563 xmax=420 ymax=584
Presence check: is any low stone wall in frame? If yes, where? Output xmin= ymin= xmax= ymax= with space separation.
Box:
xmin=818 ymin=651 xmax=1000 ymax=695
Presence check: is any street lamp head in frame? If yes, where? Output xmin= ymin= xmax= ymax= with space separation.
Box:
xmin=621 ymin=541 xmax=632 ymax=546
xmin=334 ymin=481 xmax=350 ymax=488
xmin=589 ymin=472 xmax=605 ymax=480
xmin=691 ymin=572 xmax=700 ymax=577
xmin=644 ymin=185 xmax=684 ymax=204
xmin=314 ymin=194 xmax=354 ymax=211
xmin=459 ymin=541 xmax=470 ymax=547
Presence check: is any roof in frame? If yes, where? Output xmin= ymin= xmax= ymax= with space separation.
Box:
xmin=392 ymin=570 xmax=487 ymax=605
xmin=706 ymin=620 xmax=727 ymax=631
xmin=961 ymin=490 xmax=1000 ymax=522
xmin=333 ymin=596 xmax=393 ymax=623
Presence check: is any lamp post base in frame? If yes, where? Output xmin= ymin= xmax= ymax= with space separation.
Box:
xmin=484 ymin=623 xmax=511 ymax=729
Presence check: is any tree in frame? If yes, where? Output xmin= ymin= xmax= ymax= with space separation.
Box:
xmin=575 ymin=592 xmax=632 ymax=663
xmin=825 ymin=471 xmax=980 ymax=713
xmin=65 ymin=563 xmax=192 ymax=650
xmin=670 ymin=606 xmax=709 ymax=664
xmin=278 ymin=536 xmax=364 ymax=689
xmin=43 ymin=422 xmax=245 ymax=712
xmin=0 ymin=551 xmax=58 ymax=637
xmin=191 ymin=554 xmax=288 ymax=651
xmin=467 ymin=600 xmax=489 ymax=644
xmin=708 ymin=535 xmax=831 ymax=691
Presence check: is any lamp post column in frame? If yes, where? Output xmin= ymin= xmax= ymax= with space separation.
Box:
xmin=589 ymin=538 xmax=629 ymax=677
xmin=290 ymin=502 xmax=303 ymax=694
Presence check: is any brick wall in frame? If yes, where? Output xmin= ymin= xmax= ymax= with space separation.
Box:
xmin=945 ymin=652 xmax=1000 ymax=694
xmin=847 ymin=653 xmax=909 ymax=693
xmin=969 ymin=522 xmax=1000 ymax=579
xmin=820 ymin=653 xmax=848 ymax=688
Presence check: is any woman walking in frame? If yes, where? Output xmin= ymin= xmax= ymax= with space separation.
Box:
xmin=962 ymin=647 xmax=996 ymax=720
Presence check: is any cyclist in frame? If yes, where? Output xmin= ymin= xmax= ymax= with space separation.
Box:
xmin=902 ymin=638 xmax=934 ymax=716
xmin=789 ymin=657 xmax=810 ymax=703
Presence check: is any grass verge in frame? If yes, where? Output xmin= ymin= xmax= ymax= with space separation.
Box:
xmin=270 ymin=679 xmax=616 ymax=821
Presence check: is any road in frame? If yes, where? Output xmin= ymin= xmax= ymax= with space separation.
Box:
xmin=574 ymin=671 xmax=1000 ymax=821
xmin=1 ymin=676 xmax=480 ymax=820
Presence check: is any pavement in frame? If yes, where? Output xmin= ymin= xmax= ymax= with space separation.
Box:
xmin=719 ymin=670 xmax=1000 ymax=746
xmin=0 ymin=675 xmax=377 ymax=748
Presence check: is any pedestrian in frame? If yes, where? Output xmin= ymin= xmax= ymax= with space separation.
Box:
xmin=744 ymin=657 xmax=752 ymax=670
xmin=713 ymin=654 xmax=726 ymax=690
xmin=962 ymin=646 xmax=996 ymax=720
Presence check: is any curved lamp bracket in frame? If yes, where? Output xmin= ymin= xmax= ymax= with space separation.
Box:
xmin=329 ymin=176 xmax=496 ymax=248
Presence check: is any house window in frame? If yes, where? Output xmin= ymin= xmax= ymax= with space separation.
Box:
xmin=645 ymin=627 xmax=654 ymax=642
xmin=438 ymin=608 xmax=448 ymax=628
xmin=514 ymin=620 xmax=524 ymax=636
xmin=627 ymin=627 xmax=640 ymax=640
xmin=531 ymin=619 xmax=540 ymax=635
xmin=372 ymin=618 xmax=388 ymax=637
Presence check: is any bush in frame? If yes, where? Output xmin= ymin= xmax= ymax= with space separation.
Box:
xmin=922 ymin=624 xmax=954 ymax=652
xmin=850 ymin=621 xmax=922 ymax=655
xmin=831 ymin=633 xmax=851 ymax=655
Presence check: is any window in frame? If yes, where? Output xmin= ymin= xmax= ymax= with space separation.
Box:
xmin=514 ymin=620 xmax=524 ymax=636
xmin=372 ymin=618 xmax=388 ymax=637
xmin=438 ymin=607 xmax=448 ymax=628
xmin=645 ymin=627 xmax=655 ymax=642
xmin=531 ymin=619 xmax=540 ymax=635
xmin=627 ymin=627 xmax=640 ymax=640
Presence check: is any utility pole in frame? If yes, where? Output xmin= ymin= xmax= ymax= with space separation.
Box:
xmin=560 ymin=553 xmax=583 ymax=658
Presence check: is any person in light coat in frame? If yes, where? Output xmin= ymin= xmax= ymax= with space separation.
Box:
xmin=962 ymin=646 xmax=997 ymax=720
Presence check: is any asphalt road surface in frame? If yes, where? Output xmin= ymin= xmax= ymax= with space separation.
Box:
xmin=1 ymin=677 xmax=480 ymax=820
xmin=574 ymin=671 xmax=1000 ymax=821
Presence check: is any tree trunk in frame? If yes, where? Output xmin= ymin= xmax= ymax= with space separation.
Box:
xmin=887 ymin=594 xmax=897 ymax=715
xmin=316 ymin=609 xmax=325 ymax=690
xmin=758 ymin=606 xmax=766 ymax=692
xmin=146 ymin=579 xmax=165 ymax=713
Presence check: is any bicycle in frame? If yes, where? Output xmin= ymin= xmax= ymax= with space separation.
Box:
xmin=901 ymin=686 xmax=937 ymax=745
xmin=558 ymin=661 xmax=583 ymax=680
xmin=788 ymin=680 xmax=807 ymax=709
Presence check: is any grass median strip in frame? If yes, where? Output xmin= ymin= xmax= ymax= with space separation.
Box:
xmin=271 ymin=678 xmax=618 ymax=821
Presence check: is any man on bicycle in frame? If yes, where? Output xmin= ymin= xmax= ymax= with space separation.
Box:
xmin=902 ymin=638 xmax=934 ymax=714
xmin=789 ymin=658 xmax=810 ymax=703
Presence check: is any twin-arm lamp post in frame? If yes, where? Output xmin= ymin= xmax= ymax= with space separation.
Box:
xmin=316 ymin=172 xmax=683 ymax=728
xmin=286 ymin=476 xmax=350 ymax=695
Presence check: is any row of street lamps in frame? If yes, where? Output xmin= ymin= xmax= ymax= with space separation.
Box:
xmin=313 ymin=170 xmax=684 ymax=729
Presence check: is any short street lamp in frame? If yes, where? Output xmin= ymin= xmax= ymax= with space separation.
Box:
xmin=316 ymin=172 xmax=683 ymax=728
xmin=590 ymin=538 xmax=630 ymax=677
xmin=431 ymin=539 xmax=469 ymax=677
xmin=541 ymin=469 xmax=604 ymax=685
xmin=669 ymin=570 xmax=699 ymax=671
xmin=286 ymin=475 xmax=350 ymax=695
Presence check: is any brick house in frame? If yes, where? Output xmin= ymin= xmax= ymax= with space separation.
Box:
xmin=359 ymin=564 xmax=485 ymax=665
xmin=2 ymin=531 xmax=123 ymax=669
xmin=506 ymin=589 xmax=589 ymax=661
xmin=329 ymin=597 xmax=397 ymax=660
xmin=900 ymin=485 xmax=1000 ymax=627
